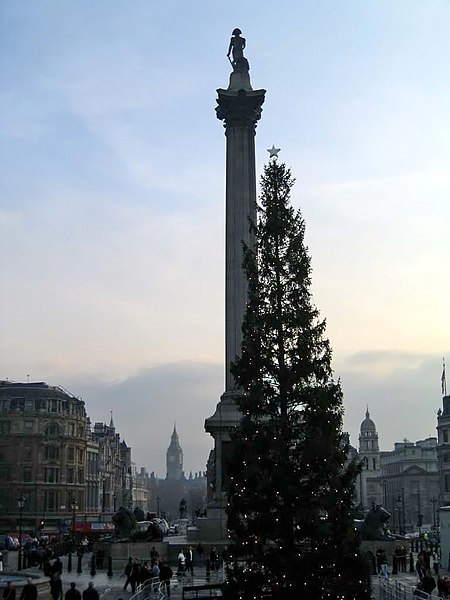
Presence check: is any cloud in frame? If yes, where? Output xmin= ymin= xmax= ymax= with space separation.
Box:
xmin=63 ymin=360 xmax=222 ymax=477
xmin=339 ymin=350 xmax=447 ymax=452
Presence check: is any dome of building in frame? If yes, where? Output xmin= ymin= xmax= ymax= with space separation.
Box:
xmin=360 ymin=408 xmax=376 ymax=433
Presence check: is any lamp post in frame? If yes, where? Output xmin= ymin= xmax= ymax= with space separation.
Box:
xmin=157 ymin=496 xmax=160 ymax=518
xmin=432 ymin=496 xmax=437 ymax=529
xmin=70 ymin=498 xmax=77 ymax=543
xmin=17 ymin=495 xmax=25 ymax=571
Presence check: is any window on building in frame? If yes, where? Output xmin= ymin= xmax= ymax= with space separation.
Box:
xmin=45 ymin=445 xmax=60 ymax=461
xmin=35 ymin=398 xmax=46 ymax=410
xmin=77 ymin=449 xmax=84 ymax=464
xmin=444 ymin=454 xmax=450 ymax=463
xmin=10 ymin=398 xmax=25 ymax=411
xmin=78 ymin=468 xmax=84 ymax=484
xmin=444 ymin=430 xmax=449 ymax=443
xmin=445 ymin=475 xmax=450 ymax=492
xmin=46 ymin=491 xmax=57 ymax=511
xmin=25 ymin=399 xmax=34 ymax=411
xmin=69 ymin=424 xmax=75 ymax=437
xmin=45 ymin=424 xmax=61 ymax=437
xmin=50 ymin=400 xmax=58 ymax=413
xmin=24 ymin=420 xmax=33 ymax=432
xmin=68 ymin=447 xmax=75 ymax=462
xmin=372 ymin=458 xmax=376 ymax=470
xmin=23 ymin=467 xmax=32 ymax=482
xmin=44 ymin=467 xmax=59 ymax=483
xmin=67 ymin=468 xmax=75 ymax=484
xmin=0 ymin=421 xmax=11 ymax=434
xmin=24 ymin=446 xmax=32 ymax=461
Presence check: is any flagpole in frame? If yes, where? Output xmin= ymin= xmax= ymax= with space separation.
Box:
xmin=442 ymin=358 xmax=447 ymax=397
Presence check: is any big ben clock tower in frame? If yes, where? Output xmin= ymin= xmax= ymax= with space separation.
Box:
xmin=166 ymin=424 xmax=183 ymax=480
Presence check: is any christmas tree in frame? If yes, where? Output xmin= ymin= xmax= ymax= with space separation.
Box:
xmin=223 ymin=158 xmax=371 ymax=600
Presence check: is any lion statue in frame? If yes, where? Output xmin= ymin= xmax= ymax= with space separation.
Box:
xmin=355 ymin=504 xmax=394 ymax=540
xmin=111 ymin=506 xmax=138 ymax=539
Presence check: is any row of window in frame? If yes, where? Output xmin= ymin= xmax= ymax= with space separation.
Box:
xmin=23 ymin=445 xmax=85 ymax=463
xmin=1 ymin=397 xmax=85 ymax=417
xmin=0 ymin=420 xmax=86 ymax=437
xmin=23 ymin=467 xmax=85 ymax=484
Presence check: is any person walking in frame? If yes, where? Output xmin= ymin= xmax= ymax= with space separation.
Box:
xmin=64 ymin=583 xmax=81 ymax=600
xmin=177 ymin=550 xmax=185 ymax=575
xmin=196 ymin=542 xmax=204 ymax=566
xmin=185 ymin=546 xmax=194 ymax=576
xmin=2 ymin=581 xmax=16 ymax=600
xmin=123 ymin=557 xmax=133 ymax=592
xmin=82 ymin=583 xmax=99 ymax=600
xmin=50 ymin=573 xmax=63 ymax=600
xmin=19 ymin=579 xmax=37 ymax=600
xmin=159 ymin=562 xmax=173 ymax=598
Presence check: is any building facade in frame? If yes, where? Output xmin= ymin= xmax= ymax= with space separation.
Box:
xmin=0 ymin=381 xmax=133 ymax=533
xmin=436 ymin=395 xmax=450 ymax=506
xmin=0 ymin=381 xmax=92 ymax=532
xmin=380 ymin=438 xmax=439 ymax=533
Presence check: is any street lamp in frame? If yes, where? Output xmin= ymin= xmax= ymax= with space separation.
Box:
xmin=70 ymin=498 xmax=77 ymax=541
xmin=157 ymin=496 xmax=160 ymax=517
xmin=17 ymin=495 xmax=26 ymax=571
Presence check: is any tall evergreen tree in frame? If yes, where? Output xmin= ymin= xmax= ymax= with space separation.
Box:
xmin=224 ymin=159 xmax=371 ymax=600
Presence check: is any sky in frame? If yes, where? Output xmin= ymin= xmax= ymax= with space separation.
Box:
xmin=1 ymin=1 xmax=449 ymax=477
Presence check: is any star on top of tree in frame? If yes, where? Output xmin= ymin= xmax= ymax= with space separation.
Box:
xmin=267 ymin=145 xmax=281 ymax=159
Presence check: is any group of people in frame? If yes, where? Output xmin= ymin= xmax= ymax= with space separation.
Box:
xmin=1 ymin=577 xmax=99 ymax=600
xmin=176 ymin=544 xmax=220 ymax=576
xmin=123 ymin=551 xmax=173 ymax=597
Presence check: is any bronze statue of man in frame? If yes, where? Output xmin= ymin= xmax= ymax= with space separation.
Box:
xmin=227 ymin=28 xmax=249 ymax=71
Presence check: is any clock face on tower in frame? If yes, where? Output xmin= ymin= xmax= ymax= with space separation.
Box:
xmin=168 ymin=456 xmax=175 ymax=463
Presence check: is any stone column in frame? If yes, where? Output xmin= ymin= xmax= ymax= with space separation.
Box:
xmin=201 ymin=84 xmax=265 ymax=541
xmin=217 ymin=88 xmax=266 ymax=391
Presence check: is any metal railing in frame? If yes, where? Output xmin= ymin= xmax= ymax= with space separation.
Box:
xmin=378 ymin=579 xmax=444 ymax=600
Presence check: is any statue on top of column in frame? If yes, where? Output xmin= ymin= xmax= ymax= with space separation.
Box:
xmin=227 ymin=28 xmax=249 ymax=73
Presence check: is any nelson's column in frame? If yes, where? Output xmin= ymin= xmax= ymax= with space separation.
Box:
xmin=203 ymin=29 xmax=266 ymax=540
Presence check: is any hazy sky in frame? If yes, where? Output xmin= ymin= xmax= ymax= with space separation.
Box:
xmin=1 ymin=1 xmax=449 ymax=477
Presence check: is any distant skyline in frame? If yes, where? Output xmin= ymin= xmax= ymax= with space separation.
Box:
xmin=1 ymin=1 xmax=449 ymax=476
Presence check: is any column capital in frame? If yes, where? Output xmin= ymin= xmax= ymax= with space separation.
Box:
xmin=216 ymin=88 xmax=266 ymax=129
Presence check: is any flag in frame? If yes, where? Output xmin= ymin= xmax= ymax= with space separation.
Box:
xmin=442 ymin=358 xmax=447 ymax=396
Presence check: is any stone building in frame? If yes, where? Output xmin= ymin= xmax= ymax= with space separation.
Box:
xmin=436 ymin=395 xmax=450 ymax=506
xmin=0 ymin=380 xmax=133 ymax=533
xmin=380 ymin=438 xmax=439 ymax=532
xmin=0 ymin=380 xmax=92 ymax=532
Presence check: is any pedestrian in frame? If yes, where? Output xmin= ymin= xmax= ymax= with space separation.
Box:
xmin=433 ymin=552 xmax=440 ymax=576
xmin=159 ymin=562 xmax=173 ymax=598
xmin=185 ymin=546 xmax=194 ymax=575
xmin=150 ymin=546 xmax=159 ymax=562
xmin=209 ymin=546 xmax=219 ymax=572
xmin=123 ymin=556 xmax=133 ymax=592
xmin=2 ymin=581 xmax=16 ymax=600
xmin=19 ymin=578 xmax=37 ymax=600
xmin=64 ymin=582 xmax=81 ymax=600
xmin=129 ymin=558 xmax=141 ymax=594
xmin=378 ymin=550 xmax=388 ymax=581
xmin=52 ymin=556 xmax=63 ymax=576
xmin=196 ymin=542 xmax=204 ymax=565
xmin=177 ymin=550 xmax=185 ymax=575
xmin=82 ymin=582 xmax=99 ymax=600
xmin=50 ymin=573 xmax=63 ymax=600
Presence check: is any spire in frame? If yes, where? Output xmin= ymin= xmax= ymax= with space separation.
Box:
xmin=366 ymin=406 xmax=370 ymax=419
xmin=171 ymin=422 xmax=178 ymax=441
xmin=109 ymin=410 xmax=115 ymax=429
